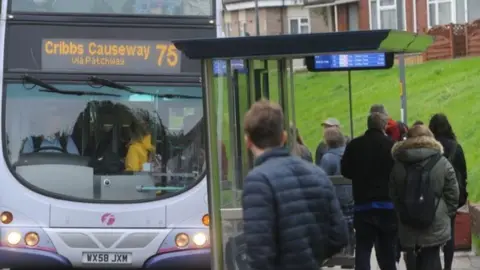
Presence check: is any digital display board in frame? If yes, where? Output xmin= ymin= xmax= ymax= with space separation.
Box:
xmin=41 ymin=39 xmax=181 ymax=74
xmin=305 ymin=52 xmax=393 ymax=72
xmin=213 ymin=59 xmax=246 ymax=76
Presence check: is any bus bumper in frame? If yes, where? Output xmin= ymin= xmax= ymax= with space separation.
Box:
xmin=0 ymin=247 xmax=71 ymax=268
xmin=144 ymin=248 xmax=210 ymax=269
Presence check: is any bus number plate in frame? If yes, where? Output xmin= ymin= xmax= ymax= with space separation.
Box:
xmin=82 ymin=252 xmax=132 ymax=264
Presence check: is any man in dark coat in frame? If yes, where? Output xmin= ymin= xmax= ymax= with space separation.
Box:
xmin=242 ymin=100 xmax=348 ymax=270
xmin=341 ymin=112 xmax=397 ymax=270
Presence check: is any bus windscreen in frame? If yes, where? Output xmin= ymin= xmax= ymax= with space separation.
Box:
xmin=305 ymin=52 xmax=394 ymax=72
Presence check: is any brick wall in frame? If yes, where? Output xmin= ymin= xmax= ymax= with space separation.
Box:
xmin=358 ymin=0 xmax=369 ymax=30
xmin=266 ymin=7 xmax=285 ymax=35
xmin=337 ymin=4 xmax=348 ymax=31
xmin=416 ymin=0 xmax=428 ymax=33
xmin=310 ymin=7 xmax=332 ymax=33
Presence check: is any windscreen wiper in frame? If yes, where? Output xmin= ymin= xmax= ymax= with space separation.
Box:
xmin=22 ymin=75 xmax=120 ymax=97
xmin=156 ymin=94 xmax=201 ymax=99
xmin=89 ymin=76 xmax=143 ymax=95
xmin=89 ymin=76 xmax=201 ymax=99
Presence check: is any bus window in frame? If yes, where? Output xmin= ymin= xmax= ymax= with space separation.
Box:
xmin=4 ymin=82 xmax=204 ymax=202
xmin=11 ymin=0 xmax=212 ymax=17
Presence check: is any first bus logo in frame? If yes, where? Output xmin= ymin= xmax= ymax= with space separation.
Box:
xmin=101 ymin=213 xmax=116 ymax=226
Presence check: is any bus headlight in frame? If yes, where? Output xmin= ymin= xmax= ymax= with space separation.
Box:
xmin=175 ymin=233 xmax=189 ymax=248
xmin=7 ymin=232 xmax=22 ymax=245
xmin=25 ymin=232 xmax=39 ymax=247
xmin=192 ymin=233 xmax=207 ymax=247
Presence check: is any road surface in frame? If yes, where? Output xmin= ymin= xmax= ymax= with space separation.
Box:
xmin=324 ymin=251 xmax=480 ymax=270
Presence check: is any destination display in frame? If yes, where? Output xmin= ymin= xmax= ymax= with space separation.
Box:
xmin=41 ymin=39 xmax=181 ymax=74
xmin=314 ymin=53 xmax=386 ymax=69
xmin=305 ymin=52 xmax=393 ymax=72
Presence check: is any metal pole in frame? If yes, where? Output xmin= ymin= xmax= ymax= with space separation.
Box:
xmin=347 ymin=71 xmax=354 ymax=139
xmin=255 ymin=0 xmax=260 ymax=35
xmin=202 ymin=59 xmax=224 ymax=270
xmin=398 ymin=54 xmax=407 ymax=125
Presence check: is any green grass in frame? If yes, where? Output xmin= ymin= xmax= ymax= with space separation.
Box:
xmin=473 ymin=234 xmax=480 ymax=255
xmin=294 ymin=57 xmax=480 ymax=202
xmin=215 ymin=57 xmax=480 ymax=206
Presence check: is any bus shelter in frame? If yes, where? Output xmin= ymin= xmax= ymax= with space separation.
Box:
xmin=173 ymin=30 xmax=434 ymax=269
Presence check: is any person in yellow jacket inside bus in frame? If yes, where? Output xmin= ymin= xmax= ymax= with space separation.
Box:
xmin=125 ymin=113 xmax=155 ymax=172
xmin=125 ymin=133 xmax=155 ymax=172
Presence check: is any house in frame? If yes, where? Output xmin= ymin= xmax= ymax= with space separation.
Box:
xmin=222 ymin=0 xmax=480 ymax=38
xmin=304 ymin=0 xmax=480 ymax=33
xmin=222 ymin=0 xmax=335 ymax=37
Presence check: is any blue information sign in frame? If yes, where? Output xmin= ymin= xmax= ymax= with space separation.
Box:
xmin=213 ymin=59 xmax=246 ymax=76
xmin=314 ymin=53 xmax=386 ymax=70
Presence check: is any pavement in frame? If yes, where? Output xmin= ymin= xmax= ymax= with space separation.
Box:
xmin=324 ymin=251 xmax=480 ymax=270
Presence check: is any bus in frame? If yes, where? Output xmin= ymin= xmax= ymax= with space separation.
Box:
xmin=0 ymin=0 xmax=214 ymax=269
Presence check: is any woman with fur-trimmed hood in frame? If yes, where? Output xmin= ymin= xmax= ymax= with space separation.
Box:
xmin=389 ymin=125 xmax=459 ymax=270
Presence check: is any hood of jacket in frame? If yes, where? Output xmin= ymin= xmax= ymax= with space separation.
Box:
xmin=326 ymin=146 xmax=345 ymax=156
xmin=392 ymin=135 xmax=443 ymax=163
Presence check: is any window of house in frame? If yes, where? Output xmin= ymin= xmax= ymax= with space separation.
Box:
xmin=369 ymin=0 xmax=405 ymax=30
xmin=224 ymin=22 xmax=231 ymax=37
xmin=466 ymin=0 xmax=480 ymax=22
xmin=428 ymin=0 xmax=480 ymax=27
xmin=348 ymin=3 xmax=359 ymax=30
xmin=428 ymin=0 xmax=453 ymax=27
xmin=289 ymin=18 xmax=310 ymax=34
xmin=240 ymin=22 xmax=248 ymax=36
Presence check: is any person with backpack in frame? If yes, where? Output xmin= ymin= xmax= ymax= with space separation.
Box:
xmin=389 ymin=124 xmax=459 ymax=270
xmin=242 ymin=100 xmax=348 ymax=270
xmin=428 ymin=113 xmax=467 ymax=270
xmin=341 ymin=112 xmax=396 ymax=270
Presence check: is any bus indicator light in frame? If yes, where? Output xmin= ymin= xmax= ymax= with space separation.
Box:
xmin=0 ymin=211 xmax=13 ymax=224
xmin=202 ymin=214 xmax=210 ymax=226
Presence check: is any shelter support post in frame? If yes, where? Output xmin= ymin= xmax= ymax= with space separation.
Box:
xmin=226 ymin=61 xmax=243 ymax=204
xmin=288 ymin=60 xmax=297 ymax=143
xmin=277 ymin=58 xmax=293 ymax=148
xmin=201 ymin=59 xmax=224 ymax=270
xmin=347 ymin=71 xmax=354 ymax=138
xmin=398 ymin=54 xmax=407 ymax=125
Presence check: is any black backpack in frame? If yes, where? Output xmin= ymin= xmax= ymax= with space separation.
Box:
xmin=32 ymin=135 xmax=68 ymax=153
xmin=398 ymin=154 xmax=442 ymax=229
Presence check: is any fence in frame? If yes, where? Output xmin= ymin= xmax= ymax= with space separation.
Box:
xmin=424 ymin=20 xmax=480 ymax=61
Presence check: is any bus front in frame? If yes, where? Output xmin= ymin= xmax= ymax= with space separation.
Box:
xmin=0 ymin=0 xmax=214 ymax=269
